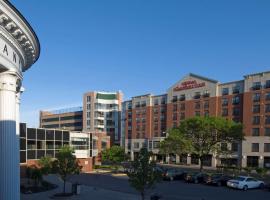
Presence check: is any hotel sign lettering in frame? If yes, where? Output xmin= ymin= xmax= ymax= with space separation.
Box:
xmin=174 ymin=80 xmax=206 ymax=91
xmin=0 ymin=37 xmax=22 ymax=70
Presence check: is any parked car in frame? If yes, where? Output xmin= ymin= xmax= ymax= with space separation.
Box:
xmin=227 ymin=176 xmax=265 ymax=191
xmin=265 ymin=183 xmax=270 ymax=191
xmin=204 ymin=173 xmax=233 ymax=186
xmin=163 ymin=168 xmax=187 ymax=181
xmin=185 ymin=172 xmax=208 ymax=184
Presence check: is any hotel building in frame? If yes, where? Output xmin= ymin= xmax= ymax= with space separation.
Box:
xmin=123 ymin=71 xmax=270 ymax=169
xmin=40 ymin=106 xmax=83 ymax=131
xmin=83 ymin=91 xmax=123 ymax=145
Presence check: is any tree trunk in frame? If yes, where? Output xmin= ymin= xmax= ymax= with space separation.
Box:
xmin=199 ymin=157 xmax=203 ymax=172
xmin=63 ymin=179 xmax=66 ymax=194
xmin=141 ymin=191 xmax=145 ymax=200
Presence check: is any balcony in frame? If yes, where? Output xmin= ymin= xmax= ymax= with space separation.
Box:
xmin=252 ymin=85 xmax=262 ymax=91
xmin=232 ymin=89 xmax=240 ymax=94
xmin=179 ymin=96 xmax=185 ymax=101
xmin=203 ymin=93 xmax=210 ymax=98
xmin=193 ymin=94 xmax=201 ymax=99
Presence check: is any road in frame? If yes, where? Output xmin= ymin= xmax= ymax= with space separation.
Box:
xmin=70 ymin=173 xmax=270 ymax=200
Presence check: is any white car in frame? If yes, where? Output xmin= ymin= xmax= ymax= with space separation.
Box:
xmin=227 ymin=176 xmax=265 ymax=191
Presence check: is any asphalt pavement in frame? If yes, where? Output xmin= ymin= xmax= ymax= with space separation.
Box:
xmin=70 ymin=173 xmax=270 ymax=200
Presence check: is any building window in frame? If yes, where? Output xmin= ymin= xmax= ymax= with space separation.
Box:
xmin=204 ymin=101 xmax=209 ymax=109
xmin=265 ymin=115 xmax=270 ymax=124
xmin=253 ymin=93 xmax=261 ymax=102
xmin=251 ymin=143 xmax=259 ymax=152
xmin=222 ymin=108 xmax=228 ymax=116
xmin=266 ymin=92 xmax=270 ymax=101
xmin=154 ymin=99 xmax=159 ymax=105
xmin=222 ymin=98 xmax=228 ymax=106
xmin=133 ymin=142 xmax=139 ymax=149
xmin=194 ymin=102 xmax=200 ymax=109
xmin=141 ymin=101 xmax=146 ymax=107
xmin=231 ymin=143 xmax=238 ymax=152
xmin=195 ymin=111 xmax=200 ymax=116
xmin=265 ymin=104 xmax=270 ymax=113
xmin=161 ymin=97 xmax=166 ymax=104
xmin=173 ymin=104 xmax=178 ymax=111
xmin=232 ymin=86 xmax=240 ymax=94
xmin=180 ymin=112 xmax=185 ymax=120
xmin=252 ymin=82 xmax=262 ymax=90
xmin=180 ymin=103 xmax=185 ymax=110
xmin=172 ymin=96 xmax=177 ymax=102
xmin=87 ymin=96 xmax=91 ymax=102
xmin=179 ymin=94 xmax=185 ymax=101
xmin=222 ymin=88 xmax=229 ymax=95
xmin=204 ymin=111 xmax=209 ymax=117
xmin=160 ymin=107 xmax=165 ymax=113
xmin=247 ymin=156 xmax=259 ymax=168
xmin=232 ymin=96 xmax=240 ymax=105
xmin=253 ymin=105 xmax=260 ymax=113
xmin=194 ymin=92 xmax=201 ymax=99
xmin=264 ymin=143 xmax=270 ymax=152
xmin=265 ymin=128 xmax=270 ymax=136
xmin=233 ymin=107 xmax=240 ymax=116
xmin=252 ymin=116 xmax=260 ymax=125
xmin=154 ymin=108 xmax=158 ymax=114
xmin=203 ymin=90 xmax=210 ymax=98
xmin=252 ymin=128 xmax=260 ymax=136
xmin=173 ymin=113 xmax=177 ymax=121
xmin=266 ymin=80 xmax=270 ymax=88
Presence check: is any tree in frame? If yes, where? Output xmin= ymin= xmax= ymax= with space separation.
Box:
xmin=38 ymin=156 xmax=53 ymax=175
xmin=161 ymin=116 xmax=244 ymax=171
xmin=159 ymin=128 xmax=191 ymax=157
xmin=102 ymin=146 xmax=126 ymax=171
xmin=127 ymin=148 xmax=161 ymax=200
xmin=256 ymin=168 xmax=268 ymax=178
xmin=52 ymin=146 xmax=82 ymax=194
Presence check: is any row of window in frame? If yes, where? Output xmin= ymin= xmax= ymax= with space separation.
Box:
xmin=251 ymin=143 xmax=270 ymax=152
xmin=251 ymin=80 xmax=270 ymax=90
xmin=42 ymin=115 xmax=82 ymax=123
xmin=172 ymin=91 xmax=210 ymax=102
xmin=222 ymin=86 xmax=240 ymax=95
xmin=252 ymin=115 xmax=270 ymax=125
xmin=252 ymin=104 xmax=270 ymax=113
xmin=222 ymin=107 xmax=240 ymax=116
xmin=252 ymin=92 xmax=270 ymax=102
xmin=252 ymin=128 xmax=270 ymax=136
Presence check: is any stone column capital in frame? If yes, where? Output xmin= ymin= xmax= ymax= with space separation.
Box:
xmin=0 ymin=71 xmax=21 ymax=92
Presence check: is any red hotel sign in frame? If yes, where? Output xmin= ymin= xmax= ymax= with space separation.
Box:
xmin=173 ymin=80 xmax=206 ymax=91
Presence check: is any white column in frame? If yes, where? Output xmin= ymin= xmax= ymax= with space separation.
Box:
xmin=0 ymin=72 xmax=20 ymax=200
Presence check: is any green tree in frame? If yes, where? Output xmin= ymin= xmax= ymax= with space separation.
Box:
xmin=38 ymin=156 xmax=53 ymax=175
xmin=159 ymin=128 xmax=191 ymax=157
xmin=161 ymin=116 xmax=244 ymax=171
xmin=256 ymin=168 xmax=268 ymax=178
xmin=52 ymin=146 xmax=82 ymax=194
xmin=102 ymin=146 xmax=126 ymax=171
xmin=127 ymin=148 xmax=161 ymax=200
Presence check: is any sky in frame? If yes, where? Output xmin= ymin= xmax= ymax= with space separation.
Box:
xmin=10 ymin=0 xmax=270 ymax=127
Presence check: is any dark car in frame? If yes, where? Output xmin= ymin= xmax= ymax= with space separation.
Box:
xmin=265 ymin=183 xmax=270 ymax=191
xmin=185 ymin=172 xmax=208 ymax=184
xmin=163 ymin=168 xmax=187 ymax=181
xmin=204 ymin=173 xmax=233 ymax=186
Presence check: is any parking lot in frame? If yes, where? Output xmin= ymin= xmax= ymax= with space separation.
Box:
xmin=69 ymin=172 xmax=270 ymax=200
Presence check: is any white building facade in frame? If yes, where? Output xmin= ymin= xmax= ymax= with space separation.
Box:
xmin=0 ymin=1 xmax=40 ymax=199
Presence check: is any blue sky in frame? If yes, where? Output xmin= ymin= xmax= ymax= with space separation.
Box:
xmin=11 ymin=0 xmax=270 ymax=127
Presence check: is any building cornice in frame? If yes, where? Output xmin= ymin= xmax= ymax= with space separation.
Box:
xmin=0 ymin=0 xmax=40 ymax=72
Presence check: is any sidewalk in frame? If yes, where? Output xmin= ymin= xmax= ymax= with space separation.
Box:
xmin=21 ymin=175 xmax=138 ymax=200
